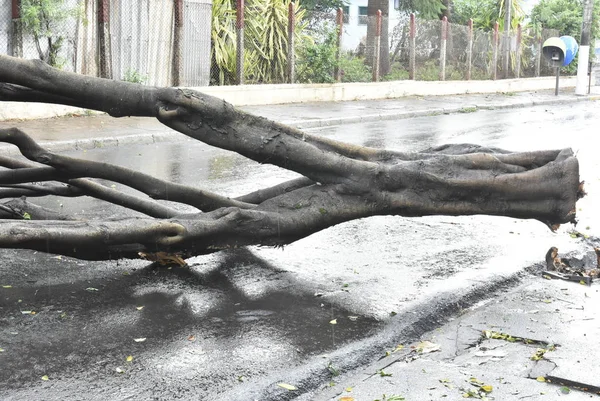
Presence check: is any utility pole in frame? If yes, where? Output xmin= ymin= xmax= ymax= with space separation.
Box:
xmin=503 ymin=0 xmax=512 ymax=78
xmin=576 ymin=0 xmax=594 ymax=95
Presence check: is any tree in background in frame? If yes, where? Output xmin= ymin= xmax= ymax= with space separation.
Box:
xmin=530 ymin=0 xmax=599 ymax=44
xmin=20 ymin=0 xmax=82 ymax=68
xmin=452 ymin=0 xmax=525 ymax=31
xmin=366 ymin=0 xmax=446 ymax=76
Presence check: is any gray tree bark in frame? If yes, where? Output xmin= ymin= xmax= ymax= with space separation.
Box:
xmin=0 ymin=55 xmax=584 ymax=262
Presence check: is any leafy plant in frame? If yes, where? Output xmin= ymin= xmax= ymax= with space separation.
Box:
xmin=296 ymin=22 xmax=339 ymax=83
xmin=122 ymin=69 xmax=147 ymax=84
xmin=211 ymin=0 xmax=308 ymax=85
xmin=20 ymin=0 xmax=83 ymax=68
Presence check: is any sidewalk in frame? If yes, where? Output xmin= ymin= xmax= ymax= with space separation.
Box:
xmin=313 ymin=255 xmax=600 ymax=401
xmin=0 ymin=88 xmax=598 ymax=155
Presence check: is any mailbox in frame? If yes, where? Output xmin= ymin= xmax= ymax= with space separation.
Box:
xmin=542 ymin=37 xmax=566 ymax=67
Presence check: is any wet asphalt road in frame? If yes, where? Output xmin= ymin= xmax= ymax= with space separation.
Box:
xmin=1 ymin=101 xmax=599 ymax=400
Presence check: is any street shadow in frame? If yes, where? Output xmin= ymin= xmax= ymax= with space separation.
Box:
xmin=0 ymin=248 xmax=382 ymax=388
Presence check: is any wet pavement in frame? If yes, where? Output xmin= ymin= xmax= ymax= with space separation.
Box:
xmin=1 ymin=92 xmax=600 ymax=400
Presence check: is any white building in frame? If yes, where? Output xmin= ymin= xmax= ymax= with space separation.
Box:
xmin=340 ymin=0 xmax=401 ymax=52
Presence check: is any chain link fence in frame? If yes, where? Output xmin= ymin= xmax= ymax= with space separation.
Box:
xmin=2 ymin=0 xmax=211 ymax=86
xmin=0 ymin=1 xmax=567 ymax=87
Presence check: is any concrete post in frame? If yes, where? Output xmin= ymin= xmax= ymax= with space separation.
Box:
xmin=576 ymin=0 xmax=594 ymax=95
xmin=535 ymin=35 xmax=542 ymax=77
xmin=466 ymin=19 xmax=473 ymax=80
xmin=172 ymin=0 xmax=183 ymax=86
xmin=409 ymin=13 xmax=415 ymax=80
xmin=334 ymin=7 xmax=343 ymax=82
xmin=288 ymin=2 xmax=296 ymax=84
xmin=492 ymin=22 xmax=499 ymax=80
xmin=372 ymin=10 xmax=381 ymax=82
xmin=236 ymin=0 xmax=245 ymax=85
xmin=503 ymin=0 xmax=511 ymax=79
xmin=515 ymin=23 xmax=521 ymax=78
xmin=439 ymin=16 xmax=447 ymax=81
xmin=97 ymin=0 xmax=112 ymax=79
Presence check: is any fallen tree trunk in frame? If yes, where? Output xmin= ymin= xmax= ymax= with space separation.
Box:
xmin=0 ymin=55 xmax=584 ymax=261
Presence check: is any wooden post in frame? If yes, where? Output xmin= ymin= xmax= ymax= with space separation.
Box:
xmin=439 ymin=16 xmax=447 ymax=81
xmin=288 ymin=2 xmax=296 ymax=83
xmin=10 ymin=0 xmax=22 ymax=58
xmin=334 ymin=7 xmax=343 ymax=82
xmin=515 ymin=23 xmax=522 ymax=78
xmin=236 ymin=0 xmax=245 ymax=85
xmin=503 ymin=0 xmax=512 ymax=78
xmin=409 ymin=13 xmax=416 ymax=80
xmin=466 ymin=18 xmax=473 ymax=80
xmin=97 ymin=0 xmax=112 ymax=79
xmin=372 ymin=9 xmax=381 ymax=82
xmin=172 ymin=0 xmax=183 ymax=86
xmin=535 ymin=35 xmax=542 ymax=77
xmin=492 ymin=22 xmax=499 ymax=80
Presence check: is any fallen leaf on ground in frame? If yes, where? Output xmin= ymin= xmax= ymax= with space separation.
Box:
xmin=415 ymin=340 xmax=441 ymax=354
xmin=134 ymin=338 xmax=146 ymax=343
xmin=126 ymin=355 xmax=133 ymax=362
xmin=481 ymin=385 xmax=493 ymax=392
xmin=41 ymin=375 xmax=49 ymax=381
xmin=0 ymin=348 xmax=4 ymax=352
xmin=2 ymin=285 xmax=12 ymax=288
xmin=187 ymin=335 xmax=196 ymax=342
xmin=339 ymin=397 xmax=355 ymax=401
xmin=115 ymin=367 xmax=124 ymax=373
xmin=536 ymin=376 xmax=546 ymax=382
xmin=136 ymin=306 xmax=144 ymax=310
xmin=277 ymin=383 xmax=297 ymax=391
xmin=85 ymin=287 xmax=99 ymax=292
xmin=329 ymin=319 xmax=337 ymax=325
xmin=21 ymin=311 xmax=35 ymax=315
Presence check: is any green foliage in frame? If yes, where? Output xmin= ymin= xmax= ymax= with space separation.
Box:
xmin=397 ymin=0 xmax=446 ymax=19
xmin=531 ymin=0 xmax=600 ymax=70
xmin=20 ymin=0 xmax=82 ymax=68
xmin=296 ymin=23 xmax=371 ymax=83
xmin=340 ymin=53 xmax=372 ymax=82
xmin=382 ymin=63 xmax=409 ymax=81
xmin=122 ymin=69 xmax=147 ymax=84
xmin=296 ymin=23 xmax=338 ymax=83
xmin=211 ymin=0 xmax=308 ymax=85
xmin=452 ymin=0 xmax=525 ymax=31
xmin=531 ymin=0 xmax=600 ymax=41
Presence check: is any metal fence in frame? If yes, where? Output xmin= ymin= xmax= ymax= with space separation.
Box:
xmin=2 ymin=0 xmax=211 ymax=86
xmin=1 ymin=1 xmax=562 ymax=87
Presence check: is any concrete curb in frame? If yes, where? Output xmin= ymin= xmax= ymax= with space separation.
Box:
xmin=223 ymin=265 xmax=533 ymax=401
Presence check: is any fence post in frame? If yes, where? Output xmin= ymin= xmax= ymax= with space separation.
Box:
xmin=439 ymin=16 xmax=447 ymax=81
xmin=97 ymin=0 xmax=112 ymax=79
xmin=492 ymin=21 xmax=499 ymax=80
xmin=372 ymin=9 xmax=381 ymax=82
xmin=515 ymin=23 xmax=522 ymax=78
xmin=409 ymin=13 xmax=416 ymax=80
xmin=236 ymin=0 xmax=245 ymax=85
xmin=466 ymin=18 xmax=473 ymax=80
xmin=535 ymin=35 xmax=542 ymax=77
xmin=10 ymin=0 xmax=22 ymax=57
xmin=334 ymin=7 xmax=343 ymax=82
xmin=503 ymin=0 xmax=512 ymax=78
xmin=287 ymin=2 xmax=296 ymax=83
xmin=172 ymin=0 xmax=183 ymax=86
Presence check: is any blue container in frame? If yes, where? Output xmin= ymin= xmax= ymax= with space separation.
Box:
xmin=560 ymin=36 xmax=579 ymax=66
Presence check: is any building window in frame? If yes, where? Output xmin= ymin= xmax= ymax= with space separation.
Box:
xmin=342 ymin=6 xmax=350 ymax=24
xmin=358 ymin=6 xmax=368 ymax=25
